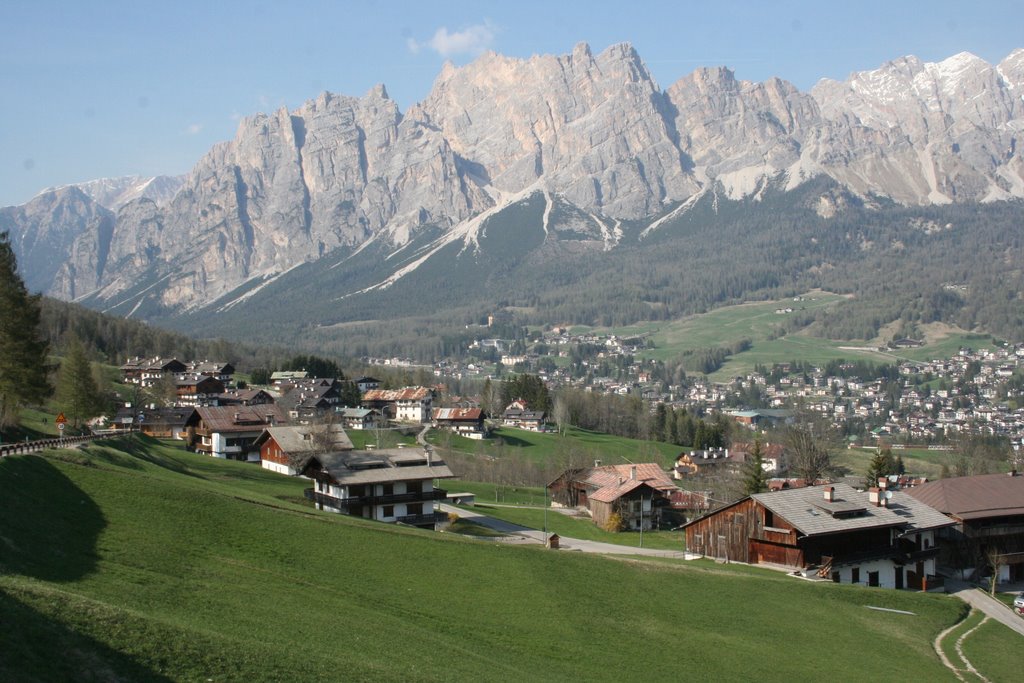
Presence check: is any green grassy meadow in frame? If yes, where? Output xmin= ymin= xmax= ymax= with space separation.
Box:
xmin=460 ymin=503 xmax=686 ymax=551
xmin=573 ymin=290 xmax=996 ymax=380
xmin=0 ymin=437 xmax=996 ymax=681
xmin=432 ymin=426 xmax=681 ymax=467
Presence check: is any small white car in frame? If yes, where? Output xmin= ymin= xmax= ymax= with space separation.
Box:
xmin=1013 ymin=592 xmax=1024 ymax=614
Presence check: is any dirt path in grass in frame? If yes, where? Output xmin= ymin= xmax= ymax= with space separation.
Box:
xmin=934 ymin=611 xmax=991 ymax=682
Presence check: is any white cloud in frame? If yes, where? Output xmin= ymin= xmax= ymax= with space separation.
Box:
xmin=409 ymin=22 xmax=496 ymax=58
xmin=184 ymin=123 xmax=203 ymax=135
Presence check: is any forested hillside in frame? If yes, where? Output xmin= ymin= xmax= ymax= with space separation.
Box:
xmin=157 ymin=180 xmax=1024 ymax=362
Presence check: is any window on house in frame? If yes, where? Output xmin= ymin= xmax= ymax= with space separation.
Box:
xmin=382 ymin=483 xmax=394 ymax=496
xmin=407 ymin=503 xmax=423 ymax=516
xmin=852 ymin=568 xmax=860 ymax=584
xmin=764 ymin=509 xmax=774 ymax=527
xmin=382 ymin=505 xmax=394 ymax=518
xmin=407 ymin=481 xmax=422 ymax=494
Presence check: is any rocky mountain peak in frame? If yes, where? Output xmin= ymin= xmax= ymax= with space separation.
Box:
xmin=7 ymin=43 xmax=1024 ymax=318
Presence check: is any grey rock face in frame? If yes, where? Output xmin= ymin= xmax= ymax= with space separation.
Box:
xmin=7 ymin=44 xmax=1024 ymax=314
xmin=0 ymin=187 xmax=114 ymax=295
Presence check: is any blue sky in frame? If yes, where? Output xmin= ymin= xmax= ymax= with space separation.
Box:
xmin=1 ymin=0 xmax=1021 ymax=207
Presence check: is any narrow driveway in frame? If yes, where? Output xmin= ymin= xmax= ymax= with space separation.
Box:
xmin=946 ymin=580 xmax=1024 ymax=637
xmin=441 ymin=503 xmax=687 ymax=559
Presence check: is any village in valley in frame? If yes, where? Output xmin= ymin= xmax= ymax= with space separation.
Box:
xmin=103 ymin=323 xmax=1024 ymax=595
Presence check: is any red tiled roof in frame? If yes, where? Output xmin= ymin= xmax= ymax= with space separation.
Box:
xmin=363 ymin=387 xmax=431 ymax=401
xmin=432 ymin=407 xmax=483 ymax=421
xmin=589 ymin=478 xmax=648 ymax=504
xmin=584 ymin=463 xmax=676 ymax=492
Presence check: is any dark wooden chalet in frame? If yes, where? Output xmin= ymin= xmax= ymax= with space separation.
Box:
xmin=683 ymin=483 xmax=953 ymax=589
xmin=185 ymin=405 xmax=290 ymax=462
xmin=120 ymin=357 xmax=187 ymax=386
xmin=905 ymin=472 xmax=1024 ymax=583
xmin=175 ymin=375 xmax=225 ymax=406
xmin=218 ymin=388 xmax=276 ymax=407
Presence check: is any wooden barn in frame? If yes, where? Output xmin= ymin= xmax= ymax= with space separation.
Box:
xmin=683 ymin=483 xmax=953 ymax=589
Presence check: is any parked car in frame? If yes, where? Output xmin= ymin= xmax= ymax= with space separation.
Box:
xmin=1013 ymin=592 xmax=1024 ymax=614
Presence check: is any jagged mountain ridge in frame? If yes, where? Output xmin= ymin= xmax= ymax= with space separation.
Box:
xmin=38 ymin=175 xmax=186 ymax=212
xmin=7 ymin=42 xmax=1024 ymax=321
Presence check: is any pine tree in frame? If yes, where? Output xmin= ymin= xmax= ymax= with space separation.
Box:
xmin=0 ymin=231 xmax=51 ymax=429
xmin=864 ymin=447 xmax=897 ymax=488
xmin=741 ymin=439 xmax=769 ymax=496
xmin=55 ymin=336 xmax=100 ymax=428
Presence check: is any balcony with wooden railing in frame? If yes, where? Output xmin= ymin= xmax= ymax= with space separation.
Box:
xmin=304 ymin=487 xmax=448 ymax=508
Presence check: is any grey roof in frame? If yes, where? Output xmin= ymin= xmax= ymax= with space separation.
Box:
xmin=259 ymin=425 xmax=353 ymax=454
xmin=339 ymin=407 xmax=376 ymax=419
xmin=312 ymin=448 xmax=454 ymax=485
xmin=751 ymin=483 xmax=953 ymax=537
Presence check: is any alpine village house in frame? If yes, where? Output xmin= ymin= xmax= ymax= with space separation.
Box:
xmin=302 ymin=447 xmax=454 ymax=530
xmin=683 ymin=482 xmax=954 ymax=589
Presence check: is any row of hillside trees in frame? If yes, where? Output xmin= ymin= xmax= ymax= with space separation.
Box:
xmin=2 ymin=232 xmax=116 ymax=434
xmin=0 ymin=232 xmax=50 ymax=430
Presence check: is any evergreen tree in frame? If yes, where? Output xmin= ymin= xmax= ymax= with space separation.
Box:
xmin=653 ymin=403 xmax=667 ymax=442
xmin=864 ymin=447 xmax=897 ymax=488
xmin=55 ymin=336 xmax=100 ymax=428
xmin=741 ymin=440 xmax=769 ymax=496
xmin=0 ymin=231 xmax=51 ymax=429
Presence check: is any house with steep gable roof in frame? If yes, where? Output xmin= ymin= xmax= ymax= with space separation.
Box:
xmin=186 ymin=405 xmax=290 ymax=462
xmin=255 ymin=424 xmax=354 ymax=476
xmin=548 ymin=462 xmax=680 ymax=531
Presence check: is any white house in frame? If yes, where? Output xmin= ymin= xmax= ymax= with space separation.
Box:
xmin=303 ymin=448 xmax=454 ymax=529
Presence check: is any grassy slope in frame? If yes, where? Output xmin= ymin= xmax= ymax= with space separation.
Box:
xmin=0 ymin=438 xmax=974 ymax=681
xmin=461 ymin=503 xmax=686 ymax=551
xmin=582 ymin=290 xmax=995 ymax=380
xmin=432 ymin=426 xmax=681 ymax=467
xmin=959 ymin=616 xmax=1023 ymax=681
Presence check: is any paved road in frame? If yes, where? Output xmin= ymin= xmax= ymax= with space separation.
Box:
xmin=946 ymin=580 xmax=1024 ymax=637
xmin=441 ymin=503 xmax=688 ymax=559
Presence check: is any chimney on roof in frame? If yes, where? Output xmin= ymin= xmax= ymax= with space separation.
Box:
xmin=868 ymin=487 xmax=881 ymax=506
xmin=594 ymin=459 xmax=602 ymax=467
xmin=1010 ymin=470 xmax=1019 ymax=477
xmin=630 ymin=466 xmax=637 ymax=481
xmin=266 ymin=414 xmax=275 ymax=426
xmin=878 ymin=477 xmax=888 ymax=490
xmin=234 ymin=412 xmax=241 ymax=422
xmin=824 ymin=486 xmax=835 ymax=503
